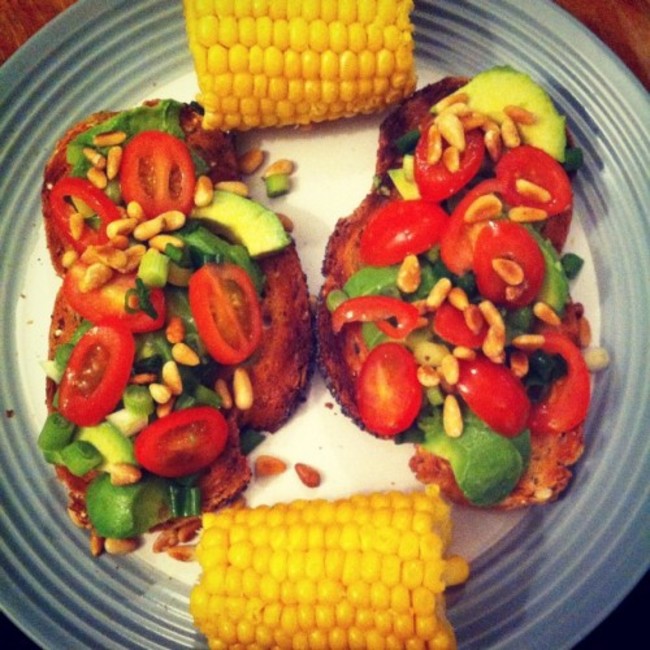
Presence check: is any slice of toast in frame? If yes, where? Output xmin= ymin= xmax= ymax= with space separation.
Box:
xmin=43 ymin=102 xmax=312 ymax=518
xmin=316 ymin=77 xmax=585 ymax=509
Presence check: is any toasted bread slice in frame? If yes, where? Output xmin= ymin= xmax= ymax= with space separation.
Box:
xmin=43 ymin=101 xmax=312 ymax=517
xmin=316 ymin=77 xmax=585 ymax=509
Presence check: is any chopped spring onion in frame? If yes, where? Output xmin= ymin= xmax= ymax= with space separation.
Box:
xmin=123 ymin=385 xmax=155 ymax=417
xmin=106 ymin=408 xmax=149 ymax=437
xmin=138 ymin=248 xmax=170 ymax=288
xmin=38 ymin=412 xmax=76 ymax=456
xmin=60 ymin=440 xmax=103 ymax=477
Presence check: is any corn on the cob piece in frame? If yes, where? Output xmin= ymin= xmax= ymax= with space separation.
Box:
xmin=191 ymin=486 xmax=469 ymax=649
xmin=182 ymin=0 xmax=417 ymax=131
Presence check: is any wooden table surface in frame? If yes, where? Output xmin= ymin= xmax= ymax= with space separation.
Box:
xmin=0 ymin=0 xmax=647 ymax=649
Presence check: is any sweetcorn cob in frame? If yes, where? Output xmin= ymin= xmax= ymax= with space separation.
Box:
xmin=190 ymin=487 xmax=469 ymax=649
xmin=182 ymin=0 xmax=417 ymax=130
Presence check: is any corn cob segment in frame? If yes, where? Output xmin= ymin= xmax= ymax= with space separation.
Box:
xmin=182 ymin=0 xmax=417 ymax=131
xmin=191 ymin=487 xmax=469 ymax=649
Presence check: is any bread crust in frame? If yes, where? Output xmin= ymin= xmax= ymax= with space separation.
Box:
xmin=43 ymin=101 xmax=313 ymax=515
xmin=316 ymin=76 xmax=585 ymax=509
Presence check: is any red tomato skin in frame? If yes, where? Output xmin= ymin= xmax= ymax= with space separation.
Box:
xmin=433 ymin=301 xmax=488 ymax=348
xmin=58 ymin=324 xmax=135 ymax=427
xmin=528 ymin=332 xmax=591 ymax=435
xmin=472 ymin=220 xmax=546 ymax=308
xmin=134 ymin=406 xmax=229 ymax=478
xmin=357 ymin=342 xmax=423 ymax=437
xmin=62 ymin=262 xmax=166 ymax=333
xmin=456 ymin=356 xmax=531 ymax=437
xmin=50 ymin=177 xmax=122 ymax=253
xmin=495 ymin=145 xmax=572 ymax=216
xmin=440 ymin=179 xmax=504 ymax=276
xmin=120 ymin=130 xmax=196 ymax=218
xmin=331 ymin=295 xmax=421 ymax=340
xmin=359 ymin=199 xmax=449 ymax=266
xmin=189 ymin=263 xmax=263 ymax=365
xmin=414 ymin=127 xmax=486 ymax=202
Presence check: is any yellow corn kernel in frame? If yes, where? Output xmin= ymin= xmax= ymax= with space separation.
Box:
xmin=191 ymin=488 xmax=468 ymax=648
xmin=182 ymin=0 xmax=416 ymax=130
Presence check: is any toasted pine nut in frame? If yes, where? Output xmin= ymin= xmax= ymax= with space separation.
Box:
xmin=172 ymin=342 xmax=201 ymax=366
xmin=254 ymin=454 xmax=288 ymax=478
xmin=129 ymin=372 xmax=158 ymax=385
xmin=583 ymin=346 xmax=610 ymax=372
xmin=69 ymin=211 xmax=85 ymax=241
xmin=412 ymin=340 xmax=449 ymax=367
xmin=492 ymin=257 xmax=525 ymax=286
xmin=578 ymin=316 xmax=592 ymax=348
xmin=214 ymin=378 xmax=233 ymax=409
xmin=156 ymin=397 xmax=175 ymax=419
xmin=62 ymin=250 xmax=78 ymax=269
xmin=149 ymin=234 xmax=184 ymax=252
xmin=80 ymin=262 xmax=113 ymax=292
xmin=123 ymin=244 xmax=146 ymax=272
xmin=104 ymin=537 xmax=138 ymax=555
xmin=166 ymin=545 xmax=196 ymax=562
xmin=93 ymin=130 xmax=127 ymax=147
xmin=515 ymin=178 xmax=552 ymax=203
xmin=460 ymin=112 xmax=487 ymax=131
xmin=509 ymin=349 xmax=529 ymax=378
xmin=214 ymin=180 xmax=249 ymax=196
xmin=511 ymin=333 xmax=546 ymax=351
xmin=442 ymin=146 xmax=460 ymax=173
xmin=263 ymin=158 xmax=294 ymax=179
xmin=160 ymin=210 xmax=186 ymax=231
xmin=126 ymin=200 xmax=146 ymax=221
xmin=509 ymin=206 xmax=550 ymax=223
xmin=417 ymin=365 xmax=440 ymax=387
xmin=233 ymin=367 xmax=253 ymax=411
xmin=194 ymin=175 xmax=214 ymax=207
xmin=436 ymin=111 xmax=466 ymax=151
xmin=443 ymin=395 xmax=463 ymax=438
xmin=435 ymin=92 xmax=469 ymax=112
xmin=162 ymin=360 xmax=183 ymax=396
xmin=106 ymin=217 xmax=138 ymax=240
xmin=478 ymin=300 xmax=505 ymax=330
xmin=397 ymin=254 xmax=421 ymax=293
xmin=90 ymin=532 xmax=104 ymax=557
xmin=83 ymin=147 xmax=106 ymax=169
xmin=533 ymin=301 xmax=562 ymax=326
xmin=295 ymin=462 xmax=321 ymax=488
xmin=534 ymin=487 xmax=553 ymax=503
xmin=165 ymin=316 xmax=185 ymax=344
xmin=108 ymin=463 xmax=142 ymax=486
xmin=500 ymin=115 xmax=521 ymax=148
xmin=110 ymin=235 xmax=130 ymax=250
xmin=463 ymin=304 xmax=485 ymax=335
xmin=482 ymin=325 xmax=506 ymax=361
xmin=464 ymin=193 xmax=502 ymax=223
xmin=133 ymin=216 xmax=164 ymax=241
xmin=149 ymin=383 xmax=172 ymax=404
xmin=452 ymin=346 xmax=476 ymax=360
xmin=276 ymin=212 xmax=294 ymax=232
xmin=238 ymin=148 xmax=265 ymax=175
xmin=505 ymin=284 xmax=526 ymax=303
xmin=106 ymin=146 xmax=122 ymax=180
xmin=426 ymin=123 xmax=442 ymax=165
xmin=440 ymin=353 xmax=460 ymax=385
xmin=87 ymin=166 xmax=108 ymax=189
xmin=448 ymin=287 xmax=469 ymax=311
xmin=426 ymin=277 xmax=452 ymax=309
xmin=484 ymin=128 xmax=503 ymax=162
xmin=504 ymin=105 xmax=537 ymax=125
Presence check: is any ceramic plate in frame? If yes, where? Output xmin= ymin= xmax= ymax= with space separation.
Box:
xmin=1 ymin=1 xmax=648 ymax=648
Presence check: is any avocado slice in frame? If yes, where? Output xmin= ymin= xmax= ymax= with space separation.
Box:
xmin=76 ymin=422 xmax=136 ymax=470
xmin=436 ymin=66 xmax=567 ymax=162
xmin=420 ymin=410 xmax=530 ymax=507
xmin=86 ymin=473 xmax=171 ymax=538
xmin=191 ymin=190 xmax=291 ymax=258
xmin=528 ymin=227 xmax=570 ymax=314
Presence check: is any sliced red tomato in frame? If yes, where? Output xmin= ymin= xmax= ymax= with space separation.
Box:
xmin=189 ymin=263 xmax=262 ymax=365
xmin=495 ymin=145 xmax=572 ymax=216
xmin=414 ymin=126 xmax=485 ymax=202
xmin=528 ymin=332 xmax=591 ymax=435
xmin=63 ymin=261 xmax=166 ymax=333
xmin=357 ymin=342 xmax=422 ymax=437
xmin=433 ymin=301 xmax=488 ymax=348
xmin=440 ymin=178 xmax=504 ymax=276
xmin=58 ymin=324 xmax=135 ymax=427
xmin=120 ymin=130 xmax=196 ymax=218
xmin=472 ymin=220 xmax=545 ymax=308
xmin=359 ymin=199 xmax=449 ymax=266
xmin=331 ymin=295 xmax=421 ymax=340
xmin=50 ymin=177 xmax=122 ymax=253
xmin=134 ymin=406 xmax=228 ymax=478
xmin=456 ymin=356 xmax=531 ymax=437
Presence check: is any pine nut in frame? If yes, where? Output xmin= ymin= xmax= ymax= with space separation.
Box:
xmin=254 ymin=455 xmax=288 ymax=478
xmin=104 ymin=537 xmax=138 ymax=555
xmin=460 ymin=112 xmax=487 ymax=131
xmin=149 ymin=234 xmax=184 ymax=252
xmin=162 ymin=360 xmax=183 ymax=396
xmin=130 ymin=372 xmax=157 ymax=385
xmin=108 ymin=463 xmax=142 ymax=486
xmin=126 ymin=201 xmax=146 ymax=221
xmin=214 ymin=378 xmax=233 ymax=409
xmin=583 ymin=346 xmax=610 ymax=372
xmin=515 ymin=178 xmax=552 ymax=203
xmin=464 ymin=193 xmax=503 ymax=223
xmin=443 ymin=395 xmax=463 ymax=438
xmin=160 ymin=210 xmax=186 ymax=231
xmin=578 ymin=316 xmax=592 ymax=347
xmin=238 ymin=148 xmax=265 ymax=175
xmin=214 ymin=180 xmax=249 ymax=197
xmin=509 ymin=349 xmax=529 ymax=378
xmin=482 ymin=325 xmax=506 ymax=361
xmin=165 ymin=316 xmax=185 ymax=344
xmin=412 ymin=340 xmax=449 ymax=367
xmin=435 ymin=92 xmax=469 ymax=112
xmin=426 ymin=277 xmax=452 ymax=309
xmin=82 ymin=147 xmax=106 ymax=169
xmin=417 ymin=365 xmax=440 ymax=387
xmin=263 ymin=158 xmax=294 ymax=179
xmin=426 ymin=123 xmax=442 ymax=165
xmin=504 ymin=105 xmax=537 ymax=125
xmin=194 ymin=175 xmax=214 ymax=207
xmin=106 ymin=146 xmax=123 ymax=180
xmin=133 ymin=216 xmax=164 ymax=241
xmin=442 ymin=146 xmax=460 ymax=173
xmin=106 ymin=217 xmax=138 ymax=240
xmin=463 ymin=304 xmax=485 ymax=335
xmin=233 ymin=367 xmax=253 ymax=410
xmin=484 ymin=128 xmax=503 ymax=162
xmin=69 ymin=211 xmax=85 ymax=241
xmin=533 ymin=301 xmax=562 ymax=326
xmin=172 ymin=342 xmax=201 ymax=366
xmin=295 ymin=463 xmax=321 ymax=488
xmin=511 ymin=333 xmax=546 ymax=351
xmin=89 ymin=532 xmax=104 ymax=557
xmin=448 ymin=287 xmax=469 ymax=311
xmin=80 ymin=262 xmax=113 ymax=292
xmin=436 ymin=111 xmax=466 ymax=151
xmin=93 ymin=130 xmax=127 ymax=147
xmin=397 ymin=254 xmax=421 ymax=293
xmin=276 ymin=212 xmax=295 ymax=232
xmin=500 ymin=115 xmax=521 ymax=148
xmin=452 ymin=346 xmax=476 ymax=360
xmin=166 ymin=545 xmax=197 ymax=562
xmin=62 ymin=250 xmax=78 ymax=269
xmin=123 ymin=244 xmax=146 ymax=272
xmin=440 ymin=354 xmax=460 ymax=385
xmin=492 ymin=257 xmax=525 ymax=285
xmin=87 ymin=166 xmax=107 ymax=189
xmin=149 ymin=382 xmax=172 ymax=404
xmin=478 ymin=300 xmax=505 ymax=330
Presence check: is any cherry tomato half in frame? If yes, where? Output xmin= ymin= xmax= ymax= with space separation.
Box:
xmin=433 ymin=301 xmax=488 ymax=349
xmin=189 ymin=263 xmax=262 ymax=365
xmin=414 ymin=127 xmax=485 ymax=202
xmin=120 ymin=130 xmax=196 ymax=218
xmin=472 ymin=220 xmax=546 ymax=308
xmin=495 ymin=145 xmax=572 ymax=216
xmin=58 ymin=324 xmax=135 ymax=427
xmin=62 ymin=261 xmax=166 ymax=333
xmin=50 ymin=177 xmax=122 ymax=253
xmin=332 ymin=295 xmax=421 ymax=340
xmin=456 ymin=356 xmax=531 ymax=437
xmin=528 ymin=332 xmax=591 ymax=435
xmin=134 ymin=406 xmax=229 ymax=478
xmin=440 ymin=179 xmax=505 ymax=276
xmin=359 ymin=199 xmax=449 ymax=266
xmin=357 ymin=342 xmax=423 ymax=437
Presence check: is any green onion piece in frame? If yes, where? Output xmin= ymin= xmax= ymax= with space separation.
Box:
xmin=123 ymin=385 xmax=155 ymax=416
xmin=124 ymin=278 xmax=158 ymax=320
xmin=174 ymin=393 xmax=197 ymax=411
xmin=563 ymin=147 xmax=584 ymax=172
xmin=265 ymin=173 xmax=291 ymax=198
xmin=138 ymin=248 xmax=170 ymax=288
xmin=60 ymin=440 xmax=103 ymax=477
xmin=394 ymin=128 xmax=420 ymax=155
xmin=193 ymin=385 xmax=222 ymax=409
xmin=164 ymin=244 xmax=185 ymax=265
xmin=561 ymin=252 xmax=584 ymax=280
xmin=54 ymin=342 xmax=75 ymax=374
xmin=183 ymin=486 xmax=202 ymax=517
xmin=239 ymin=428 xmax=266 ymax=455
xmin=168 ymin=484 xmax=183 ymax=518
xmin=38 ymin=412 xmax=76 ymax=453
